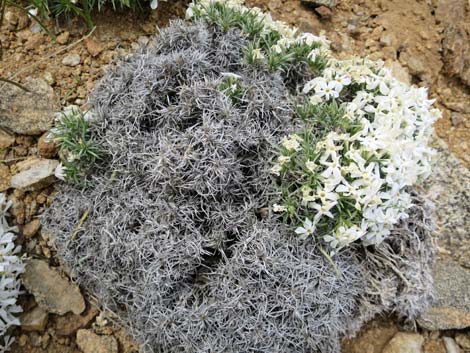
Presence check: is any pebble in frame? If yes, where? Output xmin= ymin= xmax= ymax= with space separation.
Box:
xmin=76 ymin=330 xmax=118 ymax=353
xmin=382 ymin=332 xmax=424 ymax=353
xmin=62 ymin=53 xmax=81 ymax=67
xmin=0 ymin=164 xmax=11 ymax=192
xmin=443 ymin=337 xmax=461 ymax=353
xmin=0 ymin=129 xmax=15 ymax=149
xmin=85 ymin=37 xmax=104 ymax=57
xmin=10 ymin=158 xmax=58 ymax=190
xmin=315 ymin=5 xmax=333 ymax=19
xmin=56 ymin=31 xmax=70 ymax=45
xmin=20 ymin=306 xmax=49 ymax=332
xmin=455 ymin=333 xmax=470 ymax=350
xmin=22 ymin=219 xmax=41 ymax=238
xmin=22 ymin=259 xmax=86 ymax=315
xmin=38 ymin=132 xmax=57 ymax=158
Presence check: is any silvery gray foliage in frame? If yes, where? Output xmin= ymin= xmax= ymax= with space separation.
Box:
xmin=0 ymin=194 xmax=24 ymax=352
xmin=42 ymin=20 xmax=435 ymax=353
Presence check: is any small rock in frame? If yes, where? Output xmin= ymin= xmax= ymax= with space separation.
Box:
xmin=450 ymin=112 xmax=467 ymax=127
xmin=382 ymin=332 xmax=424 ymax=353
xmin=0 ymin=164 xmax=11 ymax=192
xmin=55 ymin=306 xmax=100 ymax=336
xmin=10 ymin=158 xmax=58 ymax=190
xmin=30 ymin=23 xmax=42 ymax=34
xmin=443 ymin=337 xmax=461 ymax=353
xmin=385 ymin=60 xmax=411 ymax=85
xmin=22 ymin=219 xmax=41 ymax=238
xmin=301 ymin=0 xmax=338 ymax=7
xmin=62 ymin=54 xmax=81 ymax=67
xmin=4 ymin=11 xmax=18 ymax=27
xmin=38 ymin=132 xmax=57 ymax=158
xmin=418 ymin=260 xmax=470 ymax=330
xmin=56 ymin=31 xmax=70 ymax=45
xmin=0 ymin=77 xmax=58 ymax=135
xmin=0 ymin=129 xmax=15 ymax=149
xmin=342 ymin=320 xmax=397 ymax=353
xmin=20 ymin=306 xmax=49 ymax=332
xmin=380 ymin=32 xmax=396 ymax=48
xmin=455 ymin=333 xmax=470 ymax=350
xmin=43 ymin=71 xmax=55 ymax=86
xmin=442 ymin=24 xmax=470 ymax=87
xmin=76 ymin=330 xmax=118 ymax=353
xmin=85 ymin=37 xmax=104 ymax=57
xmin=315 ymin=5 xmax=333 ymax=19
xmin=22 ymin=259 xmax=86 ymax=315
xmin=424 ymin=339 xmax=446 ymax=353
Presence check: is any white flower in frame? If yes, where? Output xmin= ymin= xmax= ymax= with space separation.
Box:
xmin=305 ymin=160 xmax=317 ymax=173
xmin=270 ymin=164 xmax=282 ymax=176
xmin=281 ymin=135 xmax=302 ymax=152
xmin=311 ymin=200 xmax=337 ymax=221
xmin=295 ymin=218 xmax=316 ymax=239
xmin=221 ymin=72 xmax=242 ymax=80
xmin=315 ymin=80 xmax=341 ymax=100
xmin=252 ymin=48 xmax=265 ymax=60
xmin=150 ymin=0 xmax=158 ymax=9
xmin=28 ymin=7 xmax=38 ymax=17
xmin=273 ymin=204 xmax=287 ymax=213
xmin=278 ymin=155 xmax=291 ymax=165
xmin=54 ymin=163 xmax=66 ymax=181
xmin=309 ymin=95 xmax=323 ymax=105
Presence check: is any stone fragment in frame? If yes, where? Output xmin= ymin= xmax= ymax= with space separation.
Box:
xmin=342 ymin=320 xmax=397 ymax=353
xmin=423 ymin=339 xmax=446 ymax=353
xmin=0 ymin=164 xmax=11 ymax=192
xmin=22 ymin=219 xmax=41 ymax=238
xmin=382 ymin=332 xmax=424 ymax=353
xmin=62 ymin=54 xmax=81 ymax=67
xmin=418 ymin=260 xmax=470 ymax=330
xmin=443 ymin=337 xmax=461 ymax=353
xmin=455 ymin=333 xmax=470 ymax=350
xmin=56 ymin=31 xmax=70 ymax=45
xmin=76 ymin=330 xmax=118 ymax=353
xmin=22 ymin=259 xmax=85 ymax=315
xmin=300 ymin=0 xmax=338 ymax=7
xmin=38 ymin=132 xmax=57 ymax=158
xmin=10 ymin=158 xmax=58 ymax=190
xmin=20 ymin=306 xmax=49 ymax=332
xmin=0 ymin=78 xmax=58 ymax=135
xmin=85 ymin=37 xmax=104 ymax=57
xmin=450 ymin=112 xmax=467 ymax=127
xmin=315 ymin=5 xmax=333 ymax=19
xmin=0 ymin=129 xmax=15 ymax=149
xmin=442 ymin=25 xmax=470 ymax=87
xmin=385 ymin=60 xmax=411 ymax=85
xmin=55 ymin=306 xmax=100 ymax=336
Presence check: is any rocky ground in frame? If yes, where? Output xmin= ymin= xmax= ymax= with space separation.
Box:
xmin=0 ymin=0 xmax=469 ymax=352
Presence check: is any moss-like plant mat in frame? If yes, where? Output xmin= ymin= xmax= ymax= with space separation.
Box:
xmin=43 ymin=2 xmax=438 ymax=352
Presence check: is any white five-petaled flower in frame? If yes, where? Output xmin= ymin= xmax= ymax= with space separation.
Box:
xmin=295 ymin=218 xmax=316 ymax=239
xmin=54 ymin=163 xmax=66 ymax=181
xmin=311 ymin=200 xmax=337 ymax=221
xmin=273 ymin=204 xmax=287 ymax=213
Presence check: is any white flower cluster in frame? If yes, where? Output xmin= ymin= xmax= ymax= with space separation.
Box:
xmin=279 ymin=57 xmax=440 ymax=252
xmin=0 ymin=194 xmax=23 ymax=351
xmin=187 ymin=0 xmax=440 ymax=253
xmin=186 ymin=0 xmax=330 ymax=55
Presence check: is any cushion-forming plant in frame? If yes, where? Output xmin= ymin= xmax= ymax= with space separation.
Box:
xmin=0 ymin=194 xmax=23 ymax=353
xmin=42 ymin=3 xmax=437 ymax=352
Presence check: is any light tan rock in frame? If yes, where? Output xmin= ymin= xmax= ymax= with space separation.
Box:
xmin=20 ymin=306 xmax=48 ymax=332
xmin=76 ymin=330 xmax=118 ymax=353
xmin=22 ymin=259 xmax=85 ymax=315
xmin=10 ymin=158 xmax=58 ymax=190
xmin=382 ymin=332 xmax=424 ymax=353
xmin=0 ymin=78 xmax=58 ymax=135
